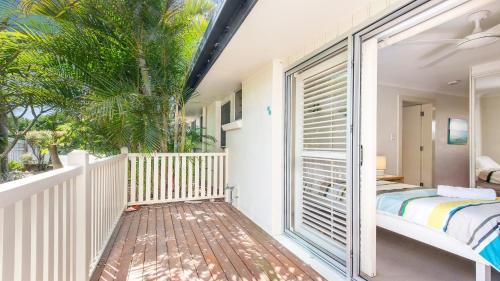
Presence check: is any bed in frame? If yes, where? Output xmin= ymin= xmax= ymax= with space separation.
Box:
xmin=376 ymin=181 xmax=500 ymax=281
xmin=476 ymin=156 xmax=500 ymax=196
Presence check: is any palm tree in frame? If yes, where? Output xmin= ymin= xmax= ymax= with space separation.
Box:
xmin=19 ymin=0 xmax=214 ymax=153
xmin=0 ymin=0 xmax=82 ymax=179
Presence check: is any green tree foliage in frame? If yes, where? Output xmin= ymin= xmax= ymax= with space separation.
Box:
xmin=25 ymin=130 xmax=51 ymax=166
xmin=1 ymin=0 xmax=83 ymax=178
xmin=1 ymin=0 xmax=214 ymax=180
xmin=19 ymin=0 xmax=214 ymax=153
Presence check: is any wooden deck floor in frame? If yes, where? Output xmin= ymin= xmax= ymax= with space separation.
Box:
xmin=92 ymin=201 xmax=325 ymax=281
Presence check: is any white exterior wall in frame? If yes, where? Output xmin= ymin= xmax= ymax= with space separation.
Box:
xmin=225 ymin=60 xmax=284 ymax=235
xmin=204 ymin=101 xmax=222 ymax=152
xmin=283 ymin=0 xmax=406 ymax=67
xmin=198 ymin=0 xmax=411 ymax=235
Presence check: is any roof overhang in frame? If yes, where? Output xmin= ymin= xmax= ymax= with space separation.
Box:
xmin=185 ymin=0 xmax=258 ymax=92
xmin=187 ymin=0 xmax=371 ymax=116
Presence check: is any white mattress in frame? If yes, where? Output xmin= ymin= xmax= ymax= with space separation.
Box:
xmin=376 ymin=180 xmax=420 ymax=191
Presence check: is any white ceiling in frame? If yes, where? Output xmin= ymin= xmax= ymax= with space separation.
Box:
xmin=187 ymin=0 xmax=371 ymax=116
xmin=379 ymin=1 xmax=500 ymax=96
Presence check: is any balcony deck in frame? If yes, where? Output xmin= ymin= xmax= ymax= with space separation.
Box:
xmin=91 ymin=201 xmax=325 ymax=281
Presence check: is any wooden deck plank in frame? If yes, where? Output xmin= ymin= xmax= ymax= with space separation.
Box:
xmin=175 ymin=204 xmax=213 ymax=281
xmin=186 ymin=203 xmax=241 ymax=280
xmin=204 ymin=203 xmax=300 ymax=281
xmin=144 ymin=207 xmax=157 ymax=281
xmin=181 ymin=204 xmax=228 ymax=281
xmin=193 ymin=203 xmax=255 ymax=281
xmin=156 ymin=205 xmax=170 ymax=281
xmin=170 ymin=204 xmax=199 ymax=280
xmin=92 ymin=214 xmax=131 ymax=281
xmin=163 ymin=205 xmax=184 ymax=280
xmin=218 ymin=203 xmax=325 ymax=281
xmin=94 ymin=202 xmax=326 ymax=281
xmin=114 ymin=211 xmax=141 ymax=280
xmin=200 ymin=203 xmax=275 ymax=281
xmin=127 ymin=208 xmax=149 ymax=280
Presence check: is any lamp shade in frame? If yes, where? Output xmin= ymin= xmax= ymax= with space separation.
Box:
xmin=376 ymin=156 xmax=387 ymax=170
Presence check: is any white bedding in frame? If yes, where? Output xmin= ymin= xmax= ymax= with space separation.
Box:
xmin=476 ymin=156 xmax=500 ymax=184
xmin=376 ymin=180 xmax=419 ymax=191
xmin=478 ymin=169 xmax=500 ymax=184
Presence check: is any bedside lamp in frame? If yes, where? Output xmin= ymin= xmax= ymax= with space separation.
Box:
xmin=377 ymin=156 xmax=387 ymax=176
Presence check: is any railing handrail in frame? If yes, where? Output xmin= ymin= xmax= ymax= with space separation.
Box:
xmin=88 ymin=154 xmax=127 ymax=169
xmin=0 ymin=148 xmax=228 ymax=280
xmin=126 ymin=150 xmax=229 ymax=205
xmin=0 ymin=166 xmax=82 ymax=208
xmin=127 ymin=152 xmax=227 ymax=157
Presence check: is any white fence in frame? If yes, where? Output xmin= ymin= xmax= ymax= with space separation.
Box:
xmin=7 ymin=138 xmax=50 ymax=163
xmin=0 ymin=150 xmax=127 ymax=281
xmin=87 ymin=154 xmax=127 ymax=270
xmin=127 ymin=152 xmax=228 ymax=205
xmin=7 ymin=139 xmax=28 ymax=162
xmin=0 ymin=149 xmax=228 ymax=280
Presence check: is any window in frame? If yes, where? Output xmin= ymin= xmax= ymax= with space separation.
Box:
xmin=221 ymin=101 xmax=231 ymax=147
xmin=235 ymin=90 xmax=242 ymax=120
xmin=284 ymin=40 xmax=350 ymax=268
xmin=200 ymin=116 xmax=203 ymax=136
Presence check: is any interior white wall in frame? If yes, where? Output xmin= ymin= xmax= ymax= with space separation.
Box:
xmin=377 ymin=84 xmax=469 ymax=186
xmin=480 ymin=95 xmax=500 ymax=163
xmin=224 ymin=60 xmax=284 ymax=235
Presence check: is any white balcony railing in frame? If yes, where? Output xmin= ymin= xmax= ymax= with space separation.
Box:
xmin=126 ymin=151 xmax=228 ymax=205
xmin=0 ymin=149 xmax=228 ymax=280
xmin=0 ymin=150 xmax=128 ymax=281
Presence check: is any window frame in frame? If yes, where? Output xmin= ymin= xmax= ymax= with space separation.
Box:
xmin=220 ymin=100 xmax=231 ymax=148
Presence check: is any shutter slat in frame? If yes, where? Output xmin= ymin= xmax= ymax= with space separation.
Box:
xmin=303 ymin=61 xmax=347 ymax=84
xmin=304 ymin=112 xmax=347 ymax=123
xmin=295 ymin=49 xmax=348 ymax=257
xmin=304 ymin=78 xmax=347 ymax=97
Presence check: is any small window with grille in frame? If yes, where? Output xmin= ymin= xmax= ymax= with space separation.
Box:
xmin=235 ymin=90 xmax=242 ymax=120
xmin=221 ymin=101 xmax=231 ymax=147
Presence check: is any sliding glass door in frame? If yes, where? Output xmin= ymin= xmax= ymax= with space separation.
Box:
xmin=285 ymin=40 xmax=351 ymax=270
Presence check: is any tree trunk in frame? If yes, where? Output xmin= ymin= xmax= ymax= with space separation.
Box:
xmin=137 ymin=42 xmax=153 ymax=96
xmin=179 ymin=106 xmax=186 ymax=152
xmin=48 ymin=144 xmax=63 ymax=169
xmin=0 ymin=107 xmax=9 ymax=180
xmin=160 ymin=99 xmax=169 ymax=152
xmin=173 ymin=103 xmax=179 ymax=152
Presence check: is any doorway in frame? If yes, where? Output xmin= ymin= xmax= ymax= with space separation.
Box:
xmin=402 ymin=102 xmax=433 ymax=187
xmin=353 ymin=0 xmax=499 ymax=280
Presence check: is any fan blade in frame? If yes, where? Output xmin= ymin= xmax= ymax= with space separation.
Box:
xmin=420 ymin=45 xmax=459 ymax=68
xmin=398 ymin=39 xmax=462 ymax=45
xmin=485 ymin=23 xmax=500 ymax=35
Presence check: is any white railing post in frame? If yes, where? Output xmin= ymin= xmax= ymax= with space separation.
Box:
xmin=120 ymin=147 xmax=129 ymax=207
xmin=68 ymin=150 xmax=90 ymax=281
xmin=224 ymin=148 xmax=229 ymax=202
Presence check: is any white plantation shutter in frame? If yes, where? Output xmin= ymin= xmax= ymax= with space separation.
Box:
xmin=294 ymin=50 xmax=348 ymax=260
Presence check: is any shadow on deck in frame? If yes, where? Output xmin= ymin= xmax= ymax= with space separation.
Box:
xmin=91 ymin=201 xmax=325 ymax=281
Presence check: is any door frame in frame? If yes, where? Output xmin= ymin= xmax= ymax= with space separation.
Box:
xmin=399 ymin=98 xmax=435 ymax=186
xmin=283 ymin=38 xmax=351 ymax=273
xmin=469 ymin=59 xmax=500 ymax=187
xmin=350 ymin=0 xmax=488 ymax=279
xmin=281 ymin=0 xmax=490 ymax=279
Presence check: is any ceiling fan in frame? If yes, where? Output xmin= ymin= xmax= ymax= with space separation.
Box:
xmin=400 ymin=10 xmax=500 ymax=68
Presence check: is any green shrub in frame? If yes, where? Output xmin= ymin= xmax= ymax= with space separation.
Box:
xmin=20 ymin=153 xmax=34 ymax=164
xmin=8 ymin=160 xmax=24 ymax=171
